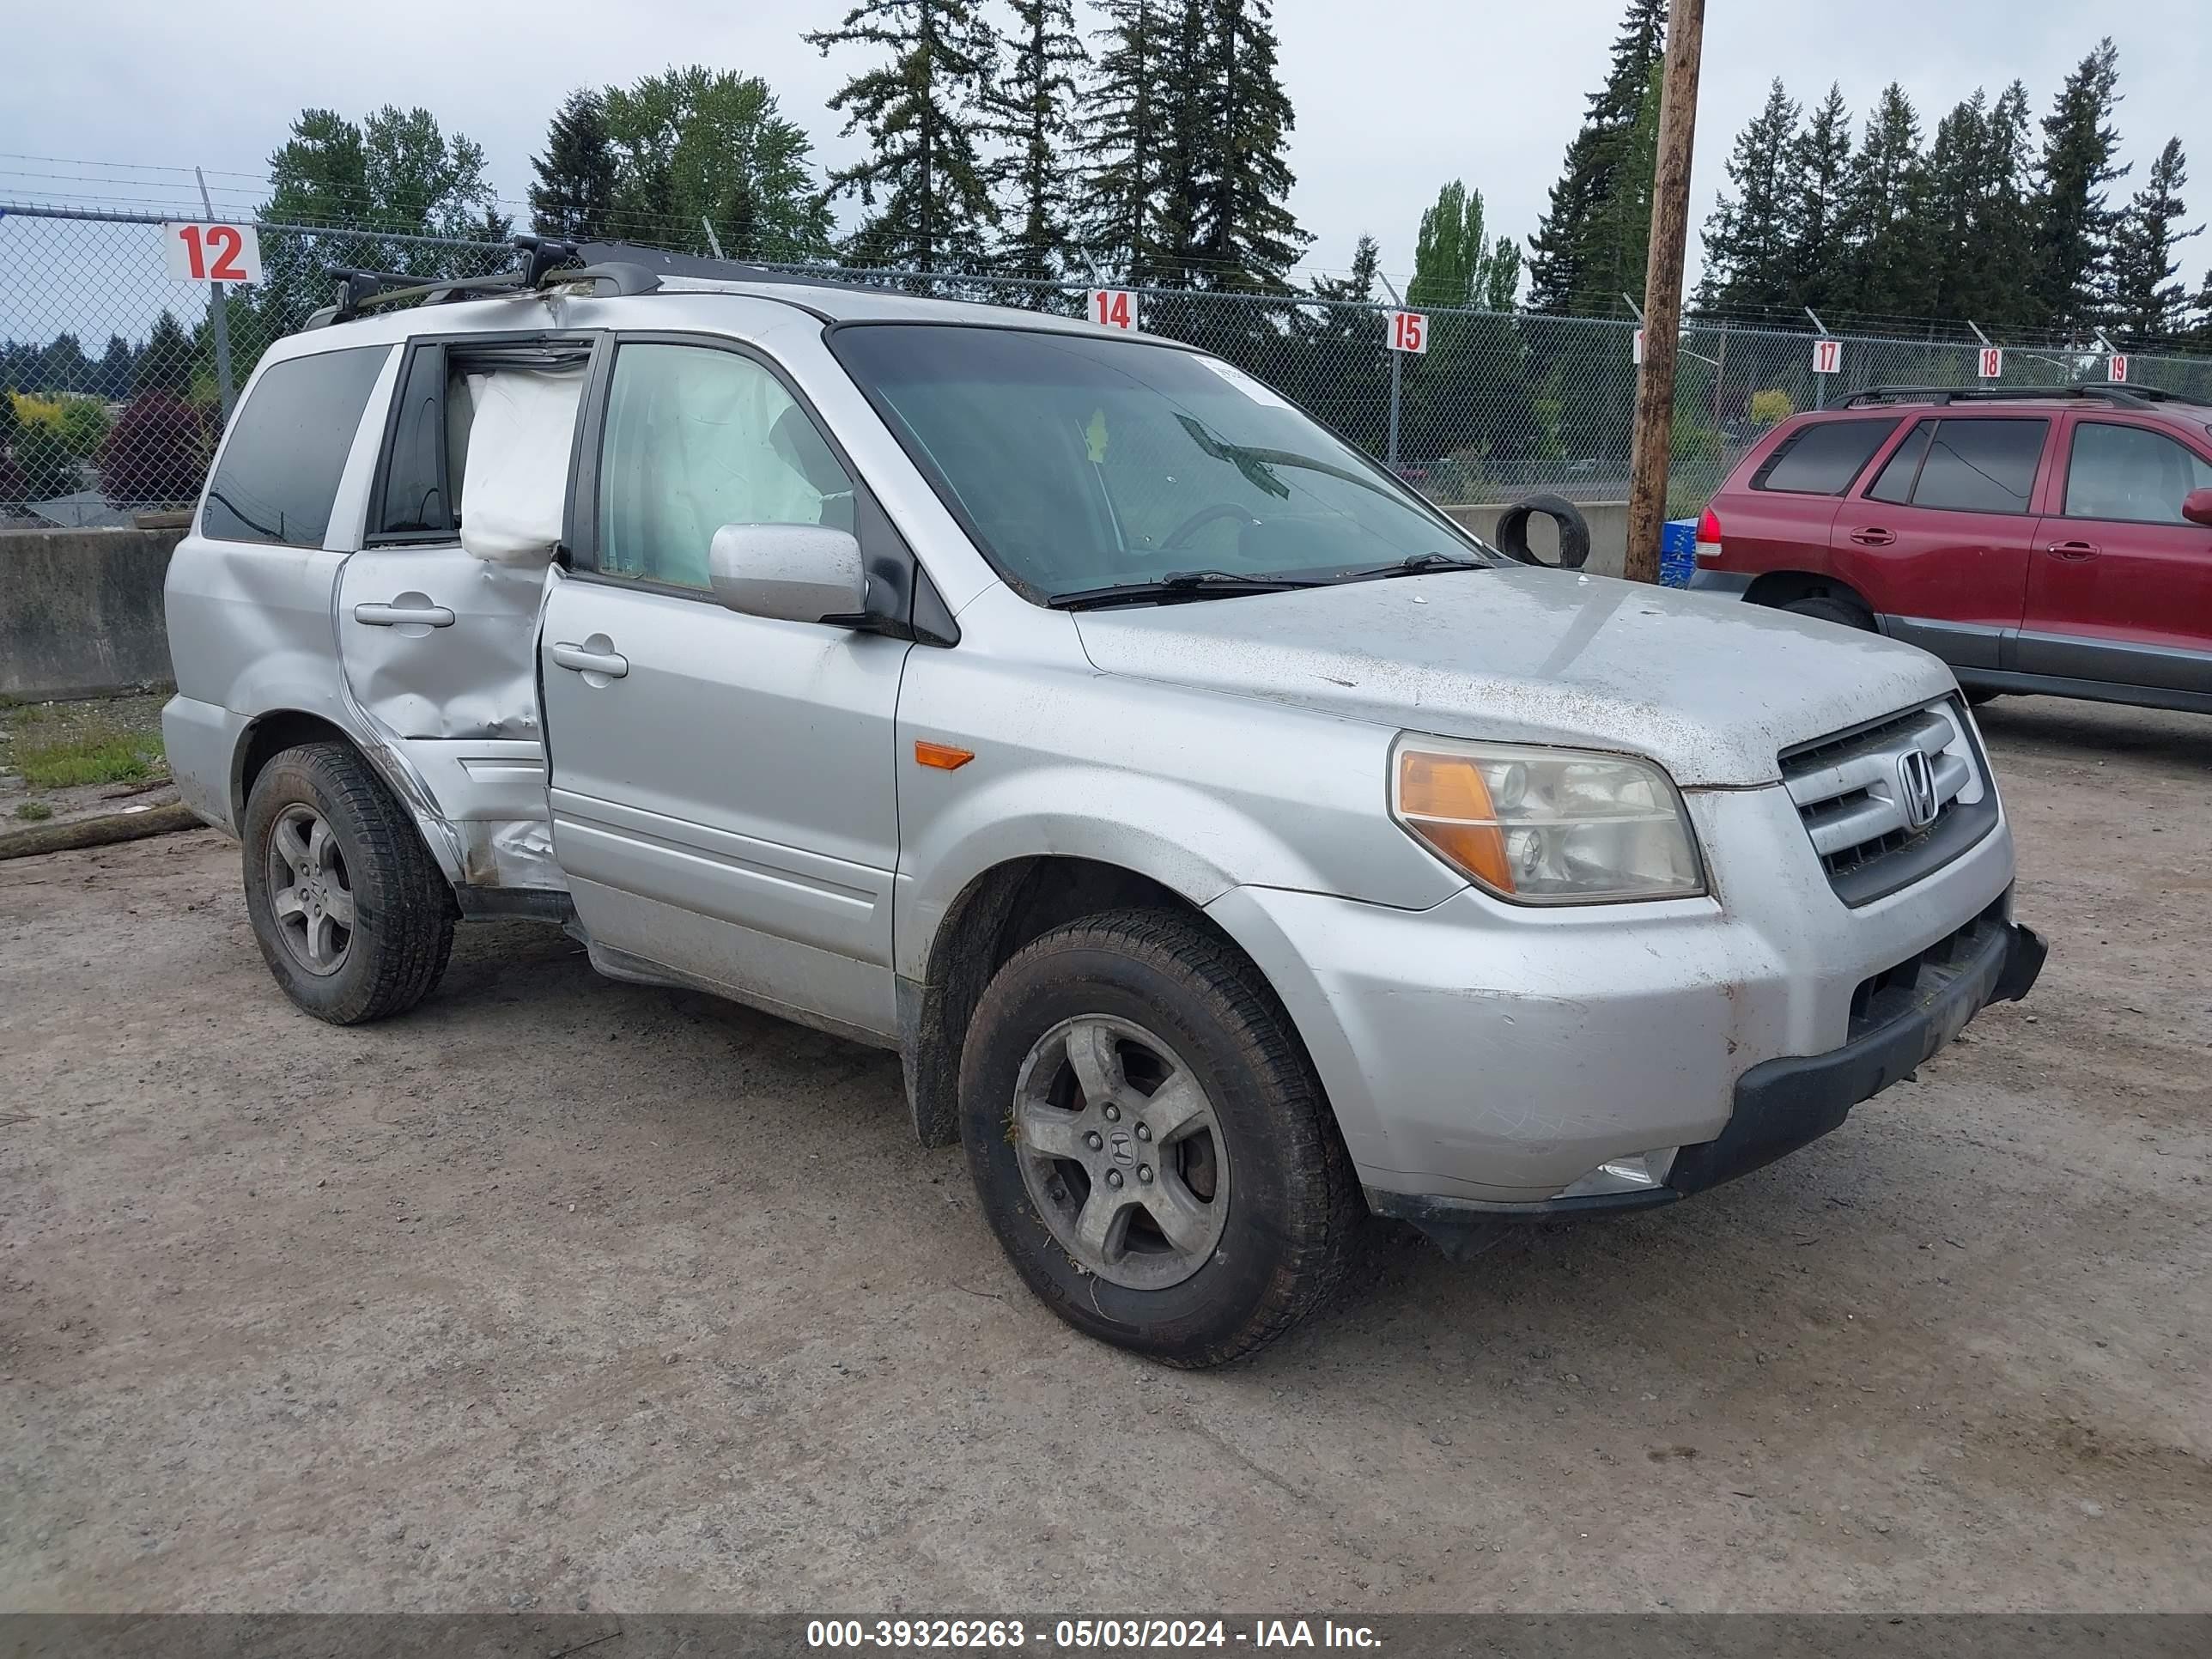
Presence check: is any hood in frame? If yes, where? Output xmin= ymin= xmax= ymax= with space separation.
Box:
xmin=1070 ymin=566 xmax=1957 ymax=787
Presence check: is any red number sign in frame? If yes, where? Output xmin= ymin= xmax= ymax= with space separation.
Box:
xmin=1978 ymin=346 xmax=2004 ymax=380
xmin=1632 ymin=327 xmax=1645 ymax=366
xmin=1088 ymin=289 xmax=1138 ymax=331
xmin=163 ymin=222 xmax=263 ymax=284
xmin=2107 ymin=354 xmax=2129 ymax=384
xmin=1387 ymin=311 xmax=1428 ymax=354
xmin=1812 ymin=337 xmax=1843 ymax=375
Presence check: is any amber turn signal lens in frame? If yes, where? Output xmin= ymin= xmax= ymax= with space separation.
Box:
xmin=1395 ymin=750 xmax=1513 ymax=892
xmin=915 ymin=740 xmax=975 ymax=770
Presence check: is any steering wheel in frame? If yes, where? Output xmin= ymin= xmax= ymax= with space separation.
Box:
xmin=1160 ymin=501 xmax=1256 ymax=551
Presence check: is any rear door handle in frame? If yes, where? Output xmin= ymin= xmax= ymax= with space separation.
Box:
xmin=1848 ymin=527 xmax=1895 ymax=546
xmin=354 ymin=601 xmax=455 ymax=628
xmin=550 ymin=641 xmax=629 ymax=678
xmin=2046 ymin=539 xmax=2101 ymax=560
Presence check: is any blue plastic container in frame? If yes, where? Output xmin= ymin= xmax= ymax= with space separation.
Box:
xmin=1659 ymin=518 xmax=1698 ymax=587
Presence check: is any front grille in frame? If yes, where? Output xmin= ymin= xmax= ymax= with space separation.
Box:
xmin=1846 ymin=896 xmax=2008 ymax=1038
xmin=1781 ymin=698 xmax=1999 ymax=906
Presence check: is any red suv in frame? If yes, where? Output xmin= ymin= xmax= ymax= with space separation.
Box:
xmin=1691 ymin=383 xmax=2212 ymax=713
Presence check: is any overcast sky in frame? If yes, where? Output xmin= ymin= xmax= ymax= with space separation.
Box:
xmin=5 ymin=0 xmax=2211 ymax=297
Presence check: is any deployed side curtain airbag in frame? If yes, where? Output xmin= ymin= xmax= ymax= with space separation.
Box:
xmin=459 ymin=368 xmax=586 ymax=566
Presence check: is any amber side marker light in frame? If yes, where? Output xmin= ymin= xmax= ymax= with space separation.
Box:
xmin=1395 ymin=750 xmax=1514 ymax=893
xmin=915 ymin=740 xmax=975 ymax=770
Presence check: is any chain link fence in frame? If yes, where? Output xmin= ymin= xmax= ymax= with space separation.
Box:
xmin=9 ymin=199 xmax=2212 ymax=530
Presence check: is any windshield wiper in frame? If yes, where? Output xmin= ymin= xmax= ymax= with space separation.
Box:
xmin=1048 ymin=569 xmax=1327 ymax=611
xmin=1174 ymin=414 xmax=1401 ymax=503
xmin=1333 ymin=550 xmax=1493 ymax=582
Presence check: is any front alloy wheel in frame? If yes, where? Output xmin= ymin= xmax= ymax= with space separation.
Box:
xmin=1012 ymin=1015 xmax=1231 ymax=1291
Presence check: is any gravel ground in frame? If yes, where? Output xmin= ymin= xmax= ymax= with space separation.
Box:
xmin=1 ymin=696 xmax=2205 ymax=1613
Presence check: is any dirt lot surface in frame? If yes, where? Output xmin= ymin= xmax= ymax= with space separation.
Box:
xmin=3 ymin=696 xmax=2207 ymax=1614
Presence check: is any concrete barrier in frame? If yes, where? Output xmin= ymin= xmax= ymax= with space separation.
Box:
xmin=0 ymin=526 xmax=184 ymax=701
xmin=1442 ymin=500 xmax=1629 ymax=578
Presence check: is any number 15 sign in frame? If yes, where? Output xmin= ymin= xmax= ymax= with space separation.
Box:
xmin=162 ymin=222 xmax=264 ymax=285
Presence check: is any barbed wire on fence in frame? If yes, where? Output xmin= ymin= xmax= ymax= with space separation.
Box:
xmin=7 ymin=198 xmax=2212 ymax=528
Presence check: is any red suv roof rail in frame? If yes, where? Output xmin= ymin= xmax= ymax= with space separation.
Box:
xmin=1842 ymin=382 xmax=2203 ymax=411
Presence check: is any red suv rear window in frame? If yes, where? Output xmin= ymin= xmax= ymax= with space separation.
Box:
xmin=1750 ymin=417 xmax=1902 ymax=495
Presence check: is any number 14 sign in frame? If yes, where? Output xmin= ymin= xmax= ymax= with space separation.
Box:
xmin=163 ymin=222 xmax=263 ymax=285
xmin=1088 ymin=289 xmax=1139 ymax=331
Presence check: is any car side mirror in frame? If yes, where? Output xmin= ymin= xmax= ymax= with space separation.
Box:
xmin=708 ymin=524 xmax=869 ymax=624
xmin=2183 ymin=488 xmax=2212 ymax=527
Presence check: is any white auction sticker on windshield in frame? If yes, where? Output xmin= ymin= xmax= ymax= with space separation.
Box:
xmin=1195 ymin=356 xmax=1291 ymax=410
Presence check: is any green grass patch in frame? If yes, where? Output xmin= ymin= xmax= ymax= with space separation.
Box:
xmin=13 ymin=800 xmax=54 ymax=821
xmin=13 ymin=730 xmax=166 ymax=790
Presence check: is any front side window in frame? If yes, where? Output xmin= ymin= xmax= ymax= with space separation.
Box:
xmin=2063 ymin=421 xmax=2212 ymax=522
xmin=596 ymin=343 xmax=854 ymax=591
xmin=202 ymin=346 xmax=386 ymax=547
xmin=829 ymin=324 xmax=1490 ymax=600
xmin=1902 ymin=417 xmax=2048 ymax=514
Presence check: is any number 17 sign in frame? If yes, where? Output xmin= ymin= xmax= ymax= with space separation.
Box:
xmin=163 ymin=222 xmax=263 ymax=284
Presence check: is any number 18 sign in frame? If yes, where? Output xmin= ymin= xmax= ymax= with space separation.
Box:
xmin=163 ymin=222 xmax=263 ymax=285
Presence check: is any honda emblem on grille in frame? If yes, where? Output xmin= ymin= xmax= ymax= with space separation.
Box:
xmin=1896 ymin=749 xmax=1940 ymax=830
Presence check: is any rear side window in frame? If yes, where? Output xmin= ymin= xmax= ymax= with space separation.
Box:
xmin=373 ymin=345 xmax=467 ymax=539
xmin=202 ymin=346 xmax=386 ymax=547
xmin=1751 ymin=418 xmax=1899 ymax=495
xmin=1899 ymin=418 xmax=2047 ymax=514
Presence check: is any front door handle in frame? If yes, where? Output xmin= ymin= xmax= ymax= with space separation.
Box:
xmin=354 ymin=600 xmax=455 ymax=628
xmin=1848 ymin=527 xmax=1895 ymax=546
xmin=550 ymin=641 xmax=629 ymax=678
xmin=2046 ymin=539 xmax=2101 ymax=560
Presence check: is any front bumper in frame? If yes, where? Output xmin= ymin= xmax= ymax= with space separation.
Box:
xmin=1365 ymin=910 xmax=2045 ymax=1243
xmin=1207 ymin=776 xmax=2027 ymax=1211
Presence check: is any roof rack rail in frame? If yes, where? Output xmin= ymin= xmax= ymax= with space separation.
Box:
xmin=305 ymin=240 xmax=662 ymax=329
xmin=1841 ymin=381 xmax=2201 ymax=410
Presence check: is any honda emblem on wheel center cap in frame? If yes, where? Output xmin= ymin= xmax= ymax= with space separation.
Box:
xmin=1108 ymin=1130 xmax=1135 ymax=1166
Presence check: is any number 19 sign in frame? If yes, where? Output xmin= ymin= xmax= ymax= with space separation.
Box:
xmin=1088 ymin=289 xmax=1138 ymax=331
xmin=163 ymin=222 xmax=263 ymax=285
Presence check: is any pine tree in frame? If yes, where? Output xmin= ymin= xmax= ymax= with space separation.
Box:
xmin=985 ymin=0 xmax=1087 ymax=279
xmin=1697 ymin=79 xmax=1802 ymax=312
xmin=1183 ymin=0 xmax=1309 ymax=290
xmin=602 ymin=69 xmax=832 ymax=259
xmin=1526 ymin=0 xmax=1668 ymax=314
xmin=1310 ymin=232 xmax=1380 ymax=304
xmin=806 ymin=0 xmax=1000 ymax=271
xmin=1079 ymin=0 xmax=1170 ymax=279
xmin=2031 ymin=38 xmax=2129 ymax=329
xmin=1407 ymin=181 xmax=1518 ymax=310
xmin=530 ymin=90 xmax=617 ymax=241
xmin=2107 ymin=137 xmax=2196 ymax=341
xmin=1838 ymin=83 xmax=1936 ymax=319
xmin=1789 ymin=84 xmax=1853 ymax=314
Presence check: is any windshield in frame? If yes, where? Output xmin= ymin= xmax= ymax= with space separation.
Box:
xmin=829 ymin=323 xmax=1496 ymax=601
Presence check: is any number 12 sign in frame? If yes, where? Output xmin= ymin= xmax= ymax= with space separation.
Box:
xmin=1088 ymin=289 xmax=1138 ymax=331
xmin=1387 ymin=311 xmax=1428 ymax=354
xmin=163 ymin=222 xmax=263 ymax=285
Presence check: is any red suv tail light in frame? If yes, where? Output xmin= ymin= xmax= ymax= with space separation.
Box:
xmin=1695 ymin=507 xmax=1723 ymax=565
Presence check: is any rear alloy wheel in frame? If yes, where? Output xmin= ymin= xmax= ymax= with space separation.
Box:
xmin=241 ymin=741 xmax=455 ymax=1024
xmin=960 ymin=909 xmax=1360 ymax=1367
xmin=1783 ymin=592 xmax=1875 ymax=631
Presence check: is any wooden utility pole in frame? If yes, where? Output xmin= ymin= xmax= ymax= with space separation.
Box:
xmin=1622 ymin=0 xmax=1707 ymax=584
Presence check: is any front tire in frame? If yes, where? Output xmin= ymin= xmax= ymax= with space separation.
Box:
xmin=241 ymin=741 xmax=455 ymax=1024
xmin=959 ymin=910 xmax=1359 ymax=1367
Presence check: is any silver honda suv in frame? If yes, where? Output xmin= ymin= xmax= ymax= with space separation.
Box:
xmin=161 ymin=247 xmax=2045 ymax=1365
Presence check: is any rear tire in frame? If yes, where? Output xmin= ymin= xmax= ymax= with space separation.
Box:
xmin=241 ymin=741 xmax=455 ymax=1024
xmin=1782 ymin=592 xmax=1875 ymax=631
xmin=959 ymin=909 xmax=1360 ymax=1368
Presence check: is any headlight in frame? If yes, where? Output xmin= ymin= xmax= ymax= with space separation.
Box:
xmin=1391 ymin=735 xmax=1705 ymax=904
